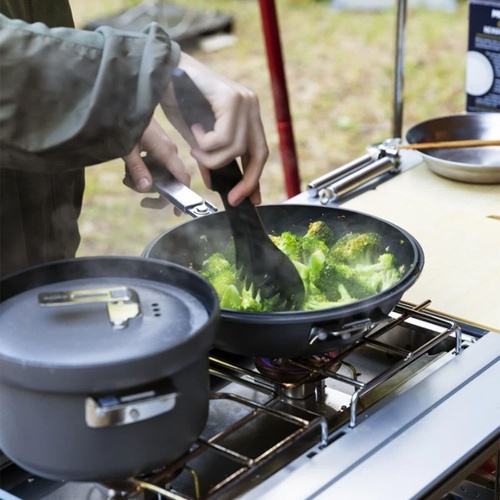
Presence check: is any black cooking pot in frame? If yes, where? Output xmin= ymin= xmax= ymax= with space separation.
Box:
xmin=143 ymin=204 xmax=424 ymax=358
xmin=0 ymin=257 xmax=220 ymax=481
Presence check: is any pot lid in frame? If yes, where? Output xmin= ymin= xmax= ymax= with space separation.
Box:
xmin=0 ymin=257 xmax=219 ymax=392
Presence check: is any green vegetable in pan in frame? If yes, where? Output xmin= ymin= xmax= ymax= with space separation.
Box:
xmin=200 ymin=221 xmax=404 ymax=312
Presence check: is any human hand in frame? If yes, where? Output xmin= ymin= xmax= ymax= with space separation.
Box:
xmin=122 ymin=117 xmax=191 ymax=210
xmin=161 ymin=53 xmax=269 ymax=206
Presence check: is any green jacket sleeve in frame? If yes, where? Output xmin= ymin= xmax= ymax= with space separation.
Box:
xmin=0 ymin=13 xmax=180 ymax=172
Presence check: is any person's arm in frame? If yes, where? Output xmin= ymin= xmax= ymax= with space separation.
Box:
xmin=0 ymin=14 xmax=179 ymax=171
xmin=0 ymin=14 xmax=268 ymax=205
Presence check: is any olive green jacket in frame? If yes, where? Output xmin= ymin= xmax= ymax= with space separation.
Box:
xmin=0 ymin=1 xmax=179 ymax=275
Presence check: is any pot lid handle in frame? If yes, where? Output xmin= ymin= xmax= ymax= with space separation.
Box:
xmin=38 ymin=286 xmax=141 ymax=330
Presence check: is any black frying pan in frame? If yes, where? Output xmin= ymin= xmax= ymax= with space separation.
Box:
xmin=143 ymin=204 xmax=424 ymax=358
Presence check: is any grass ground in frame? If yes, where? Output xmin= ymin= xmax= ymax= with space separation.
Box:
xmin=70 ymin=0 xmax=470 ymax=257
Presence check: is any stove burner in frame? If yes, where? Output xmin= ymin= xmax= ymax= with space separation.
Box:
xmin=254 ymin=350 xmax=342 ymax=384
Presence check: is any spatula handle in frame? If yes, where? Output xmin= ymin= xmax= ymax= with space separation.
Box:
xmin=170 ymin=68 xmax=242 ymax=195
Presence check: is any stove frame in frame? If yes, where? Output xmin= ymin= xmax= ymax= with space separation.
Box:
xmin=2 ymin=301 xmax=498 ymax=500
xmin=100 ymin=302 xmax=481 ymax=500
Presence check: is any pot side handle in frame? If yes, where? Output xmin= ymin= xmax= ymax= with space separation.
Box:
xmin=86 ymin=382 xmax=178 ymax=428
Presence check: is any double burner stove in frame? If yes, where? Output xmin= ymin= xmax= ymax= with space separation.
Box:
xmin=4 ymin=300 xmax=498 ymax=500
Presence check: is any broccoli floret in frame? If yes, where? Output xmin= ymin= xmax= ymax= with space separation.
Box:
xmin=269 ymin=231 xmax=302 ymax=261
xmin=219 ymin=284 xmax=241 ymax=309
xmin=304 ymin=247 xmax=327 ymax=283
xmin=299 ymin=223 xmax=333 ymax=284
xmin=302 ymin=282 xmax=358 ymax=310
xmin=291 ymin=259 xmax=310 ymax=284
xmin=199 ymin=223 xmax=399 ymax=313
xmin=301 ymin=235 xmax=328 ymax=257
xmin=329 ymin=232 xmax=384 ymax=266
xmin=353 ymin=253 xmax=404 ymax=293
xmin=336 ymin=283 xmax=358 ymax=304
xmin=316 ymin=258 xmax=373 ymax=301
xmin=200 ymin=252 xmax=242 ymax=305
xmin=377 ymin=268 xmax=404 ymax=291
xmin=206 ymin=269 xmax=238 ymax=297
xmin=300 ymin=231 xmax=326 ymax=258
xmin=300 ymin=221 xmax=332 ymax=274
xmin=260 ymin=292 xmax=288 ymax=312
xmin=301 ymin=282 xmax=337 ymax=310
xmin=315 ymin=259 xmax=348 ymax=301
xmin=305 ymin=220 xmax=335 ymax=247
xmin=237 ymin=284 xmax=262 ymax=312
xmin=200 ymin=252 xmax=233 ymax=279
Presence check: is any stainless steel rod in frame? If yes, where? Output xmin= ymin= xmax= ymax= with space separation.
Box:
xmin=306 ymin=153 xmax=376 ymax=197
xmin=319 ymin=156 xmax=395 ymax=204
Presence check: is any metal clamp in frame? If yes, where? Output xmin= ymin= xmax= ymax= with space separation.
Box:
xmin=86 ymin=384 xmax=178 ymax=428
xmin=317 ymin=139 xmax=401 ymax=204
xmin=38 ymin=286 xmax=141 ymax=330
xmin=307 ymin=151 xmax=379 ymax=197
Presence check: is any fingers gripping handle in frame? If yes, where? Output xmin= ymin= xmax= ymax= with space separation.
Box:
xmin=170 ymin=68 xmax=243 ymax=195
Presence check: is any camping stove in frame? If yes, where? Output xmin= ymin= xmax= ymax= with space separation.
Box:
xmin=2 ymin=301 xmax=499 ymax=500
xmin=1 ymin=153 xmax=499 ymax=500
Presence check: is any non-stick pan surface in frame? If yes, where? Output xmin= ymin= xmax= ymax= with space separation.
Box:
xmin=144 ymin=205 xmax=424 ymax=358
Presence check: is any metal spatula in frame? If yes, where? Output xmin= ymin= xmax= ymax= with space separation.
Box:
xmin=171 ymin=68 xmax=304 ymax=310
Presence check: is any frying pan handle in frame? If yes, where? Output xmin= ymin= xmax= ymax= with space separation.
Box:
xmin=170 ymin=68 xmax=243 ymax=197
xmin=309 ymin=313 xmax=391 ymax=344
xmin=145 ymin=155 xmax=217 ymax=218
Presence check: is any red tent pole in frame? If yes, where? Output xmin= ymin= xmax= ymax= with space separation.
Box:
xmin=258 ymin=0 xmax=301 ymax=197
